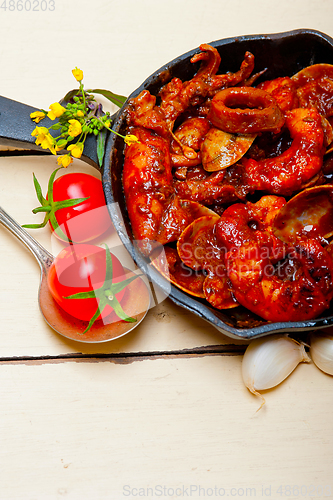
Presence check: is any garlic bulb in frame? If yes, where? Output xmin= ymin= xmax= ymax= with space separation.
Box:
xmin=310 ymin=332 xmax=333 ymax=375
xmin=242 ymin=334 xmax=310 ymax=410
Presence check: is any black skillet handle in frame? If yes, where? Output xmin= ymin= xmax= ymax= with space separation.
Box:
xmin=0 ymin=95 xmax=100 ymax=169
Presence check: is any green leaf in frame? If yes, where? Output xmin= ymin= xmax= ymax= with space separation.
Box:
xmin=49 ymin=211 xmax=72 ymax=242
xmin=104 ymin=244 xmax=113 ymax=283
xmin=53 ymin=196 xmax=89 ymax=211
xmin=61 ymin=89 xmax=79 ymax=104
xmin=110 ymin=296 xmax=137 ymax=323
xmin=33 ymin=173 xmax=46 ymax=206
xmin=90 ymin=89 xmax=127 ymax=108
xmin=22 ymin=221 xmax=49 ymax=229
xmin=47 ymin=167 xmax=63 ymax=204
xmin=82 ymin=306 xmax=104 ymax=334
xmin=111 ymin=274 xmax=142 ymax=295
xmin=64 ymin=290 xmax=99 ymax=300
xmin=97 ymin=129 xmax=107 ymax=168
xmin=50 ymin=123 xmax=62 ymax=130
xmin=31 ymin=206 xmax=52 ymax=214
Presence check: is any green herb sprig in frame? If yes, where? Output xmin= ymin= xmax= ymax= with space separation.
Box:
xmin=30 ymin=67 xmax=139 ymax=168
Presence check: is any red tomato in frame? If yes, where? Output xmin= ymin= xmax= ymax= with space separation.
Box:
xmin=49 ymin=173 xmax=112 ymax=243
xmin=47 ymin=244 xmax=127 ymax=322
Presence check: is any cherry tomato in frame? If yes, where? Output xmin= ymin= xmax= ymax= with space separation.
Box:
xmin=48 ymin=173 xmax=112 ymax=243
xmin=47 ymin=244 xmax=127 ymax=322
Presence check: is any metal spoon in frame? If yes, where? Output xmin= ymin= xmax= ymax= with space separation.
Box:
xmin=0 ymin=206 xmax=150 ymax=343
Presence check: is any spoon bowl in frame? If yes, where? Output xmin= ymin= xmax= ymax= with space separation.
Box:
xmin=0 ymin=206 xmax=150 ymax=343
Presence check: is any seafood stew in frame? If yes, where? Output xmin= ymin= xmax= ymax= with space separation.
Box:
xmin=104 ymin=29 xmax=333 ymax=339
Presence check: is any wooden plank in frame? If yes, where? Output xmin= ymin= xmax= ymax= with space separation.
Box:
xmin=0 ymin=4 xmax=332 ymax=500
xmin=0 ymin=356 xmax=332 ymax=499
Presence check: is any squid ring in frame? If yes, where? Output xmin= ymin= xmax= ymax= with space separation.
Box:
xmin=209 ymin=87 xmax=285 ymax=134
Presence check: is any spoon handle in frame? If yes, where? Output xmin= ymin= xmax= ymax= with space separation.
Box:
xmin=0 ymin=206 xmax=54 ymax=271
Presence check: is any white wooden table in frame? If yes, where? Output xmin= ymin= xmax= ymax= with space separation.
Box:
xmin=0 ymin=1 xmax=333 ymax=499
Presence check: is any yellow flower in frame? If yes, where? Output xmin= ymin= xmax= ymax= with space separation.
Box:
xmin=72 ymin=67 xmax=83 ymax=82
xmin=124 ymin=134 xmax=140 ymax=146
xmin=47 ymin=102 xmax=66 ymax=120
xmin=57 ymin=155 xmax=73 ymax=168
xmin=67 ymin=142 xmax=84 ymax=159
xmin=68 ymin=119 xmax=82 ymax=138
xmin=31 ymin=126 xmax=58 ymax=155
xmin=31 ymin=125 xmax=47 ymax=138
xmin=30 ymin=111 xmax=46 ymax=123
xmin=104 ymin=120 xmax=111 ymax=128
xmin=76 ymin=110 xmax=84 ymax=118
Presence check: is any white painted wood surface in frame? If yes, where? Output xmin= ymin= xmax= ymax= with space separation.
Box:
xmin=0 ymin=1 xmax=333 ymax=499
xmin=1 ymin=358 xmax=332 ymax=499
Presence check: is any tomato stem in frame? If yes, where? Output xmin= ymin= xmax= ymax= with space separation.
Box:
xmin=64 ymin=244 xmax=141 ymax=333
xmin=22 ymin=167 xmax=90 ymax=242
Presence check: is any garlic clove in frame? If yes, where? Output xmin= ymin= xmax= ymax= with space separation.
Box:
xmin=309 ymin=332 xmax=333 ymax=376
xmin=242 ymin=334 xmax=311 ymax=410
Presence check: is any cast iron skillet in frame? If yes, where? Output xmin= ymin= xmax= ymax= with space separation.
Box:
xmin=1 ymin=28 xmax=333 ymax=340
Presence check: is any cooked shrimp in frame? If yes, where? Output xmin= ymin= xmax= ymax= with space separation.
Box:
xmin=257 ymin=76 xmax=299 ymax=114
xmin=244 ymin=107 xmax=325 ymax=196
xmin=226 ymin=238 xmax=333 ymax=322
xmin=216 ymin=195 xmax=287 ymax=262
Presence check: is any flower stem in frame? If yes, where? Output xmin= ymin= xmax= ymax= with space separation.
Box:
xmin=95 ymin=117 xmax=126 ymax=140
xmin=80 ymin=82 xmax=87 ymax=114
